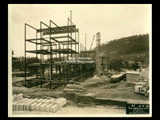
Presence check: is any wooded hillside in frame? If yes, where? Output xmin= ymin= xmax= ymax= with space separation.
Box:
xmin=98 ymin=33 xmax=149 ymax=55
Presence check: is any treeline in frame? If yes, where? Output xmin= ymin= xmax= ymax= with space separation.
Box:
xmin=98 ymin=33 xmax=149 ymax=55
xmin=12 ymin=56 xmax=40 ymax=71
xmin=12 ymin=34 xmax=149 ymax=72
xmin=94 ymin=33 xmax=149 ymax=71
xmin=12 ymin=56 xmax=66 ymax=71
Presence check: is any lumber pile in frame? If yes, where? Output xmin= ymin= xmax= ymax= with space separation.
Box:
xmin=12 ymin=93 xmax=66 ymax=113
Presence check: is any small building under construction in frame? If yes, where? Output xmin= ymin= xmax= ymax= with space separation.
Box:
xmin=24 ymin=15 xmax=95 ymax=89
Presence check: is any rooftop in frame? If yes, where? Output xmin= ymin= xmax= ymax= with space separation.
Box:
xmin=126 ymin=71 xmax=140 ymax=74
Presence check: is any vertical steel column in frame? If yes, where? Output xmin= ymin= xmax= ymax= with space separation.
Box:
xmin=36 ymin=30 xmax=37 ymax=59
xmin=75 ymin=31 xmax=76 ymax=58
xmin=78 ymin=30 xmax=80 ymax=77
xmin=36 ymin=30 xmax=38 ymax=79
xmin=59 ymin=42 xmax=60 ymax=80
xmin=80 ymin=43 xmax=81 ymax=57
xmin=40 ymin=22 xmax=42 ymax=88
xmin=75 ymin=31 xmax=77 ymax=77
xmin=56 ymin=44 xmax=57 ymax=75
xmin=85 ymin=33 xmax=87 ymax=57
xmin=24 ymin=23 xmax=26 ymax=87
xmin=78 ymin=30 xmax=79 ymax=57
xmin=67 ymin=18 xmax=69 ymax=84
xmin=70 ymin=22 xmax=72 ymax=58
xmin=70 ymin=11 xmax=72 ymax=58
xmin=56 ymin=65 xmax=57 ymax=75
xmin=49 ymin=21 xmax=52 ymax=89
xmin=56 ymin=45 xmax=57 ymax=61
xmin=63 ymin=64 xmax=64 ymax=77
xmin=63 ymin=44 xmax=64 ymax=61
xmin=59 ymin=42 xmax=61 ymax=61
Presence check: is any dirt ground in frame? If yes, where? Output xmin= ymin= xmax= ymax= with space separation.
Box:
xmin=12 ymin=100 xmax=126 ymax=115
xmin=12 ymin=67 xmax=150 ymax=100
xmin=12 ymin=106 xmax=125 ymax=115
xmin=79 ymin=68 xmax=149 ymax=101
xmin=11 ymin=67 xmax=150 ymax=115
xmin=81 ymin=80 xmax=149 ymax=100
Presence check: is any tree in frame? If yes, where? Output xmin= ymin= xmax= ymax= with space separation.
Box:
xmin=12 ymin=50 xmax=14 ymax=56
xmin=132 ymin=62 xmax=140 ymax=71
xmin=108 ymin=58 xmax=123 ymax=71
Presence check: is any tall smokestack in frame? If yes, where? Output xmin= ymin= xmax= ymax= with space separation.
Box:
xmin=96 ymin=32 xmax=101 ymax=51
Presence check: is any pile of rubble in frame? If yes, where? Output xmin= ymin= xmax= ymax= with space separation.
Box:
xmin=63 ymin=84 xmax=95 ymax=103
xmin=12 ymin=93 xmax=66 ymax=113
xmin=63 ymin=84 xmax=86 ymax=94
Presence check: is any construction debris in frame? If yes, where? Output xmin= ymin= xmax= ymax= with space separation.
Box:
xmin=64 ymin=84 xmax=86 ymax=94
xmin=12 ymin=93 xmax=66 ymax=113
xmin=135 ymin=84 xmax=149 ymax=97
xmin=110 ymin=73 xmax=126 ymax=83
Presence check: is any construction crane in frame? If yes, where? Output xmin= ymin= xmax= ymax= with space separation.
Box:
xmin=88 ymin=35 xmax=95 ymax=57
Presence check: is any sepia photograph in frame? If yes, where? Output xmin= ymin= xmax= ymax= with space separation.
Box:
xmin=8 ymin=4 xmax=152 ymax=117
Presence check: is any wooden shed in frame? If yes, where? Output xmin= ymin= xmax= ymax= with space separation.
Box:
xmin=126 ymin=71 xmax=140 ymax=82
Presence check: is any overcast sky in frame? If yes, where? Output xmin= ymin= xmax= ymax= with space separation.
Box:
xmin=8 ymin=4 xmax=151 ymax=57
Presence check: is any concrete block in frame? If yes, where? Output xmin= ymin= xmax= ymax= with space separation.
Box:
xmin=14 ymin=103 xmax=19 ymax=111
xmin=16 ymin=102 xmax=24 ymax=111
xmin=24 ymin=99 xmax=37 ymax=111
xmin=30 ymin=103 xmax=38 ymax=111
xmin=15 ymin=99 xmax=23 ymax=104
xmin=49 ymin=104 xmax=59 ymax=113
xmin=41 ymin=99 xmax=48 ymax=104
xmin=19 ymin=103 xmax=24 ymax=111
xmin=29 ymin=98 xmax=38 ymax=104
xmin=21 ymin=98 xmax=29 ymax=101
xmin=12 ymin=94 xmax=17 ymax=102
xmin=45 ymin=99 xmax=52 ymax=105
xmin=55 ymin=98 xmax=66 ymax=107
xmin=39 ymin=103 xmax=48 ymax=111
xmin=37 ymin=99 xmax=43 ymax=103
xmin=28 ymin=99 xmax=39 ymax=110
xmin=12 ymin=102 xmax=17 ymax=111
xmin=17 ymin=93 xmax=23 ymax=101
xmin=17 ymin=98 xmax=29 ymax=104
xmin=50 ymin=98 xmax=56 ymax=104
xmin=35 ymin=103 xmax=42 ymax=111
xmin=44 ymin=104 xmax=53 ymax=112
xmin=16 ymin=98 xmax=30 ymax=111
xmin=24 ymin=98 xmax=33 ymax=103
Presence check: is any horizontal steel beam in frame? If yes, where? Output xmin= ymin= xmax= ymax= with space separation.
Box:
xmin=37 ymin=25 xmax=78 ymax=35
xmin=25 ymin=23 xmax=37 ymax=30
